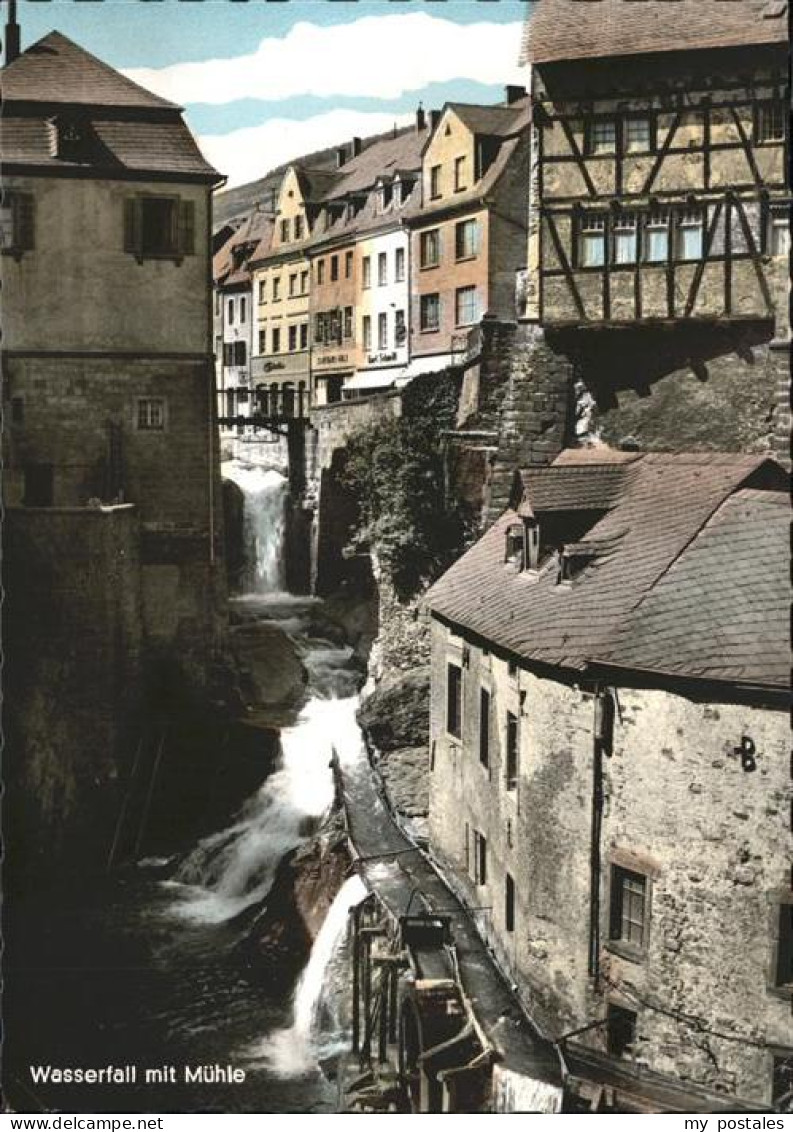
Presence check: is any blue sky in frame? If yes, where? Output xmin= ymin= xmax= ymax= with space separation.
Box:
xmin=17 ymin=0 xmax=533 ymax=186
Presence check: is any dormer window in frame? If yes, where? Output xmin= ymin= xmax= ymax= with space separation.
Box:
xmin=558 ymin=544 xmax=596 ymax=584
xmin=380 ymin=181 xmax=393 ymax=210
xmin=55 ymin=116 xmax=90 ymax=162
xmin=505 ymin=520 xmax=540 ymax=572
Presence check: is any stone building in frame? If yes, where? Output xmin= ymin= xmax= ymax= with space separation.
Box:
xmin=520 ymin=0 xmax=790 ymax=456
xmin=1 ymin=31 xmax=225 ymax=873
xmin=426 ymin=449 xmax=791 ymax=1112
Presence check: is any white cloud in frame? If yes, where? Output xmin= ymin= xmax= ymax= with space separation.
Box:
xmin=125 ymin=12 xmax=525 ymax=106
xmin=199 ymin=108 xmax=415 ymax=189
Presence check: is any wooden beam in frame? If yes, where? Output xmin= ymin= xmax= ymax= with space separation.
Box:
xmin=545 ymin=212 xmax=586 ymax=320
xmin=684 ymin=201 xmax=723 ymax=318
xmin=558 ymin=117 xmax=597 ymax=198
xmin=729 ymin=107 xmax=763 ymax=191
xmin=732 ymin=195 xmax=774 ymax=315
xmin=643 ymin=111 xmax=683 ymax=196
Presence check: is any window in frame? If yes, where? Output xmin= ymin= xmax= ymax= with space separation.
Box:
xmin=580 ymin=212 xmax=606 ymax=267
xmin=227 ymin=299 xmax=235 ymax=325
xmin=455 ymin=219 xmax=479 ymax=260
xmin=294 ymin=215 xmax=304 ymax=240
xmin=345 ymin=250 xmax=353 ymax=278
xmin=273 ymin=276 xmax=281 ymax=301
xmin=301 ymin=270 xmax=309 ymax=294
xmin=289 ymin=273 xmax=297 ymax=297
xmin=272 ymin=327 xmax=281 ymax=353
xmin=362 ymin=256 xmax=371 ymax=288
xmin=420 ymin=229 xmax=440 ymax=268
xmin=280 ymin=218 xmax=289 ymax=242
xmin=315 ymin=313 xmax=326 ymax=344
xmin=0 ymin=190 xmax=34 ymax=254
xmin=299 ymin=323 xmax=308 ymax=350
xmin=755 ymin=102 xmax=786 ymax=144
xmin=344 ymin=307 xmax=353 ymax=339
xmin=240 ymin=297 xmax=247 ymax=323
xmin=587 ymin=119 xmax=616 ymax=155
xmin=644 ymin=210 xmax=670 ymax=263
xmin=23 ymin=464 xmax=54 ymax=507
xmin=479 ymin=688 xmax=490 ymax=768
xmin=420 ymin=292 xmax=440 ymax=332
xmin=362 ymin=315 xmax=372 ymax=350
xmin=317 ymin=259 xmax=325 ymax=285
xmin=773 ymin=1054 xmax=793 ymax=1113
xmin=455 ymin=285 xmax=480 ymax=327
xmin=395 ymin=246 xmax=405 ymax=282
xmin=675 ymin=208 xmax=704 ymax=261
xmin=124 ymin=195 xmax=194 ymax=260
xmin=258 ymin=281 xmax=266 ymax=304
xmin=330 ymin=255 xmax=339 ymax=282
xmin=505 ymin=873 xmax=515 ymax=933
xmin=609 ymin=866 xmax=649 ymax=952
xmin=505 ymin=523 xmax=525 ymax=568
xmin=378 ymin=312 xmax=388 ymax=350
xmin=447 ymin=662 xmax=462 ymax=738
xmin=454 ymin=155 xmax=467 ymax=191
xmin=768 ymin=204 xmax=791 ymax=257
xmin=136 ymin=398 xmax=166 ymax=431
xmin=613 ymin=212 xmax=638 ymax=265
xmin=10 ymin=396 xmax=24 ymax=425
xmin=473 ymin=830 xmax=487 ymax=886
xmin=258 ymin=329 xmax=266 ymax=354
xmin=233 ymin=341 xmax=246 ymax=366
xmin=624 ymin=117 xmax=652 ymax=153
xmin=378 ymin=252 xmax=387 ymax=286
xmin=430 ymin=164 xmax=442 ymax=199
xmin=288 ymin=325 xmax=297 ymax=352
xmin=505 ymin=711 xmax=519 ymax=790
xmin=775 ymin=902 xmax=793 ymax=989
xmin=395 ymin=308 xmax=406 ymax=346
xmin=606 ymin=1005 xmax=637 ymax=1058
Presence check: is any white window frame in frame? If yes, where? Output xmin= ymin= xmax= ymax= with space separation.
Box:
xmin=675 ymin=208 xmax=705 ymax=261
xmin=579 ymin=211 xmax=607 ymax=268
xmin=420 ymin=292 xmax=440 ymax=332
xmin=644 ymin=210 xmax=670 ymax=263
xmin=613 ymin=213 xmax=639 ymax=265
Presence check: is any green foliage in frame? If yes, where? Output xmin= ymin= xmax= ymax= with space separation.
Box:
xmin=342 ymin=374 xmax=468 ymax=599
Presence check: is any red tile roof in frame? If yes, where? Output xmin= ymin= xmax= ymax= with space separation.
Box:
xmin=3 ymin=31 xmax=177 ymax=109
xmin=428 ymin=451 xmax=789 ymax=689
xmin=523 ymin=0 xmax=788 ymax=65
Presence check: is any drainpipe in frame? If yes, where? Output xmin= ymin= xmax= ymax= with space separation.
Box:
xmin=588 ymin=688 xmax=606 ymax=983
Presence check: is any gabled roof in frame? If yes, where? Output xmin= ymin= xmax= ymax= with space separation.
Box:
xmin=523 ymin=0 xmax=788 ymax=66
xmin=446 ymin=101 xmax=530 ymax=139
xmin=2 ymin=31 xmax=177 ymax=110
xmin=428 ymin=450 xmax=789 ymax=689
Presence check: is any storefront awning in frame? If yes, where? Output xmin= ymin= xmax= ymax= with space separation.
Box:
xmin=343 ymin=370 xmax=400 ymax=393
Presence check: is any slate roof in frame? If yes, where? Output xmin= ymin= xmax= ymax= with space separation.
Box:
xmin=428 ymin=450 xmax=789 ymax=689
xmin=1 ymin=32 xmax=220 ymax=183
xmin=447 ymin=101 xmax=529 ymax=138
xmin=523 ymin=0 xmax=789 ymax=65
xmin=2 ymin=31 xmax=177 ymax=109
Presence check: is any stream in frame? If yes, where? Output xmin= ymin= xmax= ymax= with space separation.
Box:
xmin=4 ymin=456 xmax=370 ymax=1114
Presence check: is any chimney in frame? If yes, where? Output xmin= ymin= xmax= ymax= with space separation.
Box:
xmin=416 ymin=103 xmax=426 ymax=132
xmin=336 ymin=145 xmax=346 ymax=169
xmin=429 ymin=110 xmax=441 ymax=130
xmin=6 ymin=0 xmax=21 ymax=64
xmin=351 ymin=136 xmax=362 ymax=157
xmin=505 ymin=84 xmax=527 ymax=105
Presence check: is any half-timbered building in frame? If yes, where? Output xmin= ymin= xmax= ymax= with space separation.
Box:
xmin=522 ymin=0 xmax=790 ymax=456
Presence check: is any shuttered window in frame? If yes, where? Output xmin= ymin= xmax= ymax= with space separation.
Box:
xmin=124 ymin=195 xmax=195 ymax=260
xmin=0 ymin=190 xmax=36 ymax=254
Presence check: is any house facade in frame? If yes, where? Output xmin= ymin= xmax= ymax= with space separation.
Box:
xmin=1 ymin=31 xmax=225 ymax=871
xmin=521 ymin=0 xmax=790 ymax=457
xmin=427 ymin=451 xmax=791 ymax=1112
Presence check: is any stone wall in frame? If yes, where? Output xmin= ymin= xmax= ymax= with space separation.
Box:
xmin=3 ymin=506 xmax=143 ymax=878
xmin=428 ymin=619 xmax=791 ymax=1109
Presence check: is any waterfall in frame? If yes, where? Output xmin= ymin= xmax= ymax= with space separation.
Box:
xmin=170 ymin=696 xmax=363 ymax=925
xmin=222 ymin=459 xmax=288 ymax=594
xmin=250 ymin=873 xmax=369 ymax=1078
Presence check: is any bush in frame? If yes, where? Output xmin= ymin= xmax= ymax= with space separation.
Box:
xmin=342 ymin=373 xmax=469 ymax=599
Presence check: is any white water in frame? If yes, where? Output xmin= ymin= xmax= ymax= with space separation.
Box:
xmin=222 ymin=460 xmax=288 ymax=593
xmin=250 ymin=873 xmax=369 ymax=1078
xmin=171 ymin=696 xmax=364 ymax=924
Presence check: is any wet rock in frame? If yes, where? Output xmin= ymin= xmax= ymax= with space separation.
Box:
xmin=376 ymin=747 xmax=429 ymax=819
xmin=229 ymin=621 xmax=307 ymax=716
xmin=357 ymin=668 xmax=430 ymax=753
